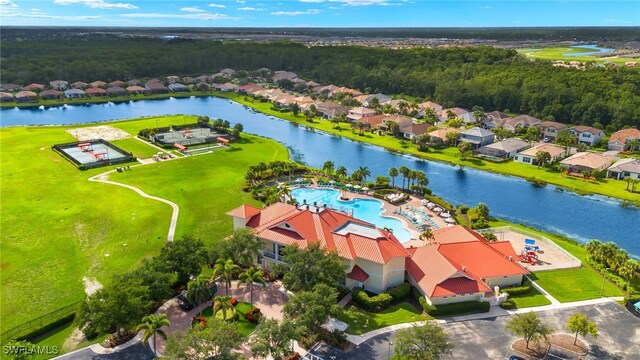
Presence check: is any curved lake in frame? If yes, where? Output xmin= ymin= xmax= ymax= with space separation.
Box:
xmin=563 ymin=44 xmax=614 ymax=57
xmin=2 ymin=97 xmax=639 ymax=255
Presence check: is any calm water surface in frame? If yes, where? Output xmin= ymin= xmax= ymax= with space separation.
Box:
xmin=2 ymin=97 xmax=638 ymax=255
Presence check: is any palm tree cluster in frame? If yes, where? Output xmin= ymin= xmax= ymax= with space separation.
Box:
xmin=587 ymin=240 xmax=640 ymax=289
xmin=623 ymin=176 xmax=640 ymax=192
xmin=388 ymin=166 xmax=429 ymax=192
xmin=245 ymin=161 xmax=301 ymax=185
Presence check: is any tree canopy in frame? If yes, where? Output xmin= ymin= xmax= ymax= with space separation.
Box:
xmin=392 ymin=322 xmax=455 ymax=360
xmin=275 ymin=242 xmax=346 ymax=293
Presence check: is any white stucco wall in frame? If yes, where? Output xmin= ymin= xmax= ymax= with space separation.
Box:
xmin=484 ymin=274 xmax=524 ymax=288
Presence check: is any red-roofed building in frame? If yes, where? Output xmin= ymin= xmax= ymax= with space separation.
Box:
xmin=228 ymin=202 xmax=410 ymax=293
xmin=406 ymin=226 xmax=528 ymax=305
xmin=608 ymin=128 xmax=640 ymax=151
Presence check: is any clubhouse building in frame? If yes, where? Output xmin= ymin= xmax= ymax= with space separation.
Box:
xmin=227 ymin=202 xmax=528 ymax=305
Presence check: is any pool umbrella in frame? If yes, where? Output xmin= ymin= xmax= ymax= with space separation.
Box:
xmin=329 ymin=180 xmax=335 ymax=184
xmin=362 ymin=187 xmax=369 ymax=191
xmin=346 ymin=184 xmax=353 ymax=187
xmin=353 ymin=185 xmax=361 ymax=189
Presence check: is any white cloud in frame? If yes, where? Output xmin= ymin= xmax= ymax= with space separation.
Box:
xmin=121 ymin=12 xmax=234 ymax=20
xmin=329 ymin=0 xmax=400 ymax=6
xmin=236 ymin=0 xmax=245 ymax=3
xmin=181 ymin=7 xmax=205 ymax=13
xmin=2 ymin=9 xmax=101 ymax=20
xmin=208 ymin=2 xmax=226 ymax=8
xmin=300 ymin=0 xmax=325 ymax=2
xmin=328 ymin=6 xmax=341 ymax=9
xmin=0 ymin=0 xmax=18 ymax=8
xmin=237 ymin=6 xmax=265 ymax=11
xmin=53 ymin=0 xmax=137 ymax=10
xmin=271 ymin=8 xmax=322 ymax=15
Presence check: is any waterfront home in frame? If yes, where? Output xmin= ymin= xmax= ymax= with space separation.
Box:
xmin=182 ymin=77 xmax=195 ymax=84
xmin=352 ymin=114 xmax=387 ymax=132
xmin=381 ymin=114 xmax=413 ymax=129
xmin=406 ymin=226 xmax=528 ymax=306
xmin=15 ymin=91 xmax=38 ymax=102
xmin=0 ymin=83 xmax=21 ymax=92
xmin=0 ymin=92 xmax=14 ymax=102
xmin=39 ymin=90 xmax=63 ymax=100
xmin=220 ymin=68 xmax=237 ymax=78
xmin=428 ymin=127 xmax=459 ymax=144
xmin=560 ymin=152 xmax=615 ymax=173
xmin=145 ymin=80 xmax=168 ymax=94
xmin=106 ymin=86 xmax=127 ymax=96
xmin=64 ymin=89 xmax=87 ymax=98
xmin=347 ymin=106 xmax=377 ymax=122
xmin=49 ymin=80 xmax=68 ymax=90
xmin=127 ymin=79 xmax=142 ymax=86
xmin=89 ymin=81 xmax=107 ymax=88
xmin=459 ymin=127 xmax=495 ymax=149
xmin=608 ymin=128 xmax=640 ymax=151
xmin=607 ymin=158 xmax=640 ymax=180
xmin=385 ymin=99 xmax=411 ymax=112
xmin=474 ymin=138 xmax=529 ymax=159
xmin=417 ymin=101 xmax=443 ymax=113
xmin=227 ymin=203 xmax=410 ymax=293
xmin=86 ymin=87 xmax=107 ymax=97
xmin=125 ymin=85 xmax=146 ymax=95
xmin=23 ymin=83 xmax=45 ymax=91
xmin=514 ymin=143 xmax=566 ymax=165
xmin=237 ymin=84 xmax=264 ymax=94
xmin=483 ymin=111 xmax=511 ymax=129
xmin=168 ymin=83 xmax=189 ymax=92
xmin=400 ymin=123 xmax=430 ymax=141
xmin=359 ymin=93 xmax=392 ymax=108
xmin=193 ymin=75 xmax=211 ymax=84
xmin=71 ymin=81 xmax=87 ymax=89
xmin=316 ymin=101 xmax=348 ymax=119
xmin=569 ymin=126 xmax=605 ymax=147
xmin=213 ymin=83 xmax=238 ymax=92
xmin=312 ymin=84 xmax=339 ymax=95
xmin=539 ymin=121 xmax=567 ymax=141
xmin=166 ymin=76 xmax=180 ymax=84
xmin=330 ymin=86 xmax=362 ymax=97
xmin=438 ymin=107 xmax=474 ymax=123
xmin=502 ymin=115 xmax=541 ymax=132
xmin=108 ymin=80 xmax=126 ymax=87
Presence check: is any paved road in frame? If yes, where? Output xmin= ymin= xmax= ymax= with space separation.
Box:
xmin=314 ymin=302 xmax=640 ymax=360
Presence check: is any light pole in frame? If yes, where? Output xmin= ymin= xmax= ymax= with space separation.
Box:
xmin=600 ymin=267 xmax=610 ymax=297
xmin=388 ymin=340 xmax=394 ymax=359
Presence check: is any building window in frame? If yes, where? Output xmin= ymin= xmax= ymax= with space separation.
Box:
xmin=523 ymin=157 xmax=531 ymax=163
xmin=583 ymin=133 xmax=591 ymax=138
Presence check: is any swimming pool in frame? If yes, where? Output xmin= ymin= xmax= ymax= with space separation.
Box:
xmin=291 ymin=187 xmax=413 ymax=242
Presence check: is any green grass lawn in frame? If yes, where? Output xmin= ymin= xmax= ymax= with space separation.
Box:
xmin=198 ymin=302 xmax=258 ymax=337
xmin=335 ymin=302 xmax=431 ymax=335
xmin=110 ymin=138 xmax=160 ymax=159
xmin=517 ymin=47 xmax=637 ymax=65
xmin=507 ymin=283 xmax=552 ymax=309
xmin=214 ymin=91 xmax=638 ymax=204
xmin=0 ymin=116 xmax=288 ymax=342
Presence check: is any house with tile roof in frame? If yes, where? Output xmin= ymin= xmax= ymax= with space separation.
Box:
xmin=607 ymin=158 xmax=640 ymax=180
xmin=347 ymin=107 xmax=377 ymax=122
xmin=49 ymin=80 xmax=68 ymax=90
xmin=539 ymin=121 xmax=567 ymax=140
xmin=0 ymin=83 xmax=22 ymax=92
xmin=227 ymin=203 xmax=410 ymax=293
xmin=106 ymin=86 xmax=127 ymax=96
xmin=400 ymin=123 xmax=430 ymax=141
xmin=474 ymin=138 xmax=530 ymax=159
xmin=23 ymin=83 xmax=45 ymax=91
xmin=64 ymin=89 xmax=87 ymax=99
xmin=71 ymin=81 xmax=87 ymax=89
xmin=417 ymin=101 xmax=443 ymax=113
xmin=0 ymin=92 xmax=14 ymax=102
xmin=428 ymin=127 xmax=459 ymax=144
xmin=15 ymin=91 xmax=38 ymax=102
xmin=569 ymin=126 xmax=605 ymax=147
xmin=608 ymin=128 xmax=640 ymax=151
xmin=483 ymin=111 xmax=511 ymax=129
xmin=40 ymin=90 xmax=63 ymax=99
xmin=438 ymin=107 xmax=474 ymax=123
xmin=459 ymin=127 xmax=495 ymax=149
xmin=86 ymin=87 xmax=107 ymax=97
xmin=560 ymin=152 xmax=615 ymax=173
xmin=89 ymin=81 xmax=107 ymax=88
xmin=406 ymin=226 xmax=528 ymax=306
xmin=502 ymin=115 xmax=542 ymax=132
xmin=514 ymin=143 xmax=566 ymax=165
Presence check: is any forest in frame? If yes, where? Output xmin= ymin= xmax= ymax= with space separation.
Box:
xmin=1 ymin=38 xmax=639 ymax=130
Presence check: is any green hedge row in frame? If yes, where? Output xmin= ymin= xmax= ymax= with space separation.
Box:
xmin=352 ymin=288 xmax=393 ymax=311
xmin=624 ymin=294 xmax=640 ymax=306
xmin=427 ymin=301 xmax=490 ymax=317
xmin=502 ymin=281 xmax=533 ymax=296
xmin=385 ymin=283 xmax=412 ymax=301
xmin=500 ymin=299 xmax=516 ymax=309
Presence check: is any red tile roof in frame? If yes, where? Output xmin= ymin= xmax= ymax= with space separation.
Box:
xmin=226 ymin=204 xmax=264 ymax=219
xmin=86 ymin=87 xmax=107 ymax=95
xmin=432 ymin=226 xmax=485 ymax=244
xmin=609 ymin=128 xmax=640 ymax=144
xmin=432 ymin=277 xmax=491 ymax=297
xmin=347 ymin=265 xmax=370 ymax=282
xmin=571 ymin=125 xmax=603 ymax=135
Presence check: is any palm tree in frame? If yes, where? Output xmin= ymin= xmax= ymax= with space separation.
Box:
xmin=618 ymin=260 xmax=640 ymax=290
xmin=419 ymin=229 xmax=434 ymax=243
xmin=628 ymin=138 xmax=639 ymax=151
xmin=322 ymin=161 xmax=335 ymax=175
xmin=213 ymin=295 xmax=234 ymax=321
xmin=416 ymin=171 xmax=428 ymax=189
xmin=136 ymin=314 xmax=170 ymax=356
xmin=535 ymin=150 xmax=552 ymax=168
xmin=408 ymin=170 xmax=420 ymax=188
xmin=388 ymin=167 xmax=399 ymax=189
xmin=356 ymin=121 xmax=365 ymax=135
xmin=357 ymin=166 xmax=371 ymax=182
xmin=212 ymin=258 xmax=240 ymax=295
xmin=238 ymin=267 xmax=267 ymax=310
xmin=279 ymin=184 xmax=292 ymax=202
xmin=336 ymin=166 xmax=347 ymax=180
xmin=399 ymin=166 xmax=410 ymax=190
xmin=187 ymin=275 xmax=211 ymax=316
xmin=624 ymin=176 xmax=632 ymax=191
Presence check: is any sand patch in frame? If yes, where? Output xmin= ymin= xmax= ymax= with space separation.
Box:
xmin=66 ymin=126 xmax=130 ymax=141
xmin=62 ymin=327 xmax=87 ymax=353
xmin=83 ymin=277 xmax=103 ymax=296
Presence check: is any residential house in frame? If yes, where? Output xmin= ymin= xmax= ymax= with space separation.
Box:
xmin=417 ymin=101 xmax=443 ymax=113
xmin=514 ymin=143 xmax=566 ymax=165
xmin=502 ymin=115 xmax=541 ymax=132
xmin=459 ymin=127 xmax=495 ymax=149
xmin=168 ymin=83 xmax=189 ymax=92
xmin=166 ymin=76 xmax=180 ymax=84
xmin=106 ymin=86 xmax=127 ymax=96
xmin=0 ymin=84 xmax=21 ymax=92
xmin=560 ymin=152 xmax=615 ymax=173
xmin=39 ymin=90 xmax=63 ymax=99
xmin=23 ymin=83 xmax=45 ymax=91
xmin=483 ymin=111 xmax=510 ymax=129
xmin=86 ymin=87 xmax=107 ymax=97
xmin=227 ymin=203 xmax=410 ymax=294
xmin=608 ymin=128 xmax=640 ymax=151
xmin=108 ymin=80 xmax=126 ymax=87
xmin=400 ymin=123 xmax=430 ymax=141
xmin=539 ymin=121 xmax=567 ymax=141
xmin=347 ymin=107 xmax=377 ymax=122
xmin=273 ymin=71 xmax=298 ymax=82
xmin=49 ymin=80 xmax=68 ymax=90
xmin=63 ymin=89 xmax=87 ymax=98
xmin=89 ymin=81 xmax=107 ymax=88
xmin=359 ymin=93 xmax=392 ymax=107
xmin=351 ymin=114 xmax=387 ymax=132
xmin=438 ymin=107 xmax=474 ymax=123
xmin=237 ymin=84 xmax=264 ymax=94
xmin=330 ymin=87 xmax=363 ymax=97
xmin=0 ymin=92 xmax=14 ymax=102
xmin=214 ymin=83 xmax=239 ymax=92
xmin=71 ymin=81 xmax=87 ymax=89
xmin=15 ymin=91 xmax=38 ymax=102
xmin=126 ymin=86 xmax=147 ymax=95
xmin=384 ymin=99 xmax=411 ymax=112
xmin=182 ymin=77 xmax=195 ymax=85
xmin=569 ymin=126 xmax=605 ymax=147
xmin=145 ymin=81 xmax=168 ymax=94
xmin=312 ymin=85 xmax=339 ymax=95
xmin=193 ymin=75 xmax=210 ymax=84
xmin=428 ymin=127 xmax=459 ymax=144
xmin=406 ymin=226 xmax=528 ymax=306
xmin=474 ymin=138 xmax=529 ymax=159
xmin=220 ymin=68 xmax=237 ymax=78
xmin=607 ymin=158 xmax=640 ymax=180
xmin=379 ymin=114 xmax=414 ymax=132
xmin=127 ymin=79 xmax=142 ymax=86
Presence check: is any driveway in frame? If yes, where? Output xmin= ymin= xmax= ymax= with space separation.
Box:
xmin=325 ymin=302 xmax=640 ymax=360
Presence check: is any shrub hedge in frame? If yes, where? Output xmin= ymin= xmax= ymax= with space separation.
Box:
xmin=500 ymin=300 xmax=516 ymax=309
xmin=386 ymin=282 xmax=412 ymax=301
xmin=427 ymin=301 xmax=490 ymax=316
xmin=501 ymin=281 xmax=533 ymax=296
xmin=352 ymin=288 xmax=393 ymax=312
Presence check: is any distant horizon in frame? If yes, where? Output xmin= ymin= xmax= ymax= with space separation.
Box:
xmin=1 ymin=1 xmax=638 ymax=28
xmin=2 ymin=25 xmax=640 ymax=29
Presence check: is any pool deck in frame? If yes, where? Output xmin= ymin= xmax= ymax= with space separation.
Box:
xmin=297 ymin=183 xmax=450 ymax=246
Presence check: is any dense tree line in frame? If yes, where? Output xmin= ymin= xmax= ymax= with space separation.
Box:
xmin=2 ymin=39 xmax=639 ymax=130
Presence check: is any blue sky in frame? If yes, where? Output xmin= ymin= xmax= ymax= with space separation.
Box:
xmin=1 ymin=0 xmax=638 ymax=27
